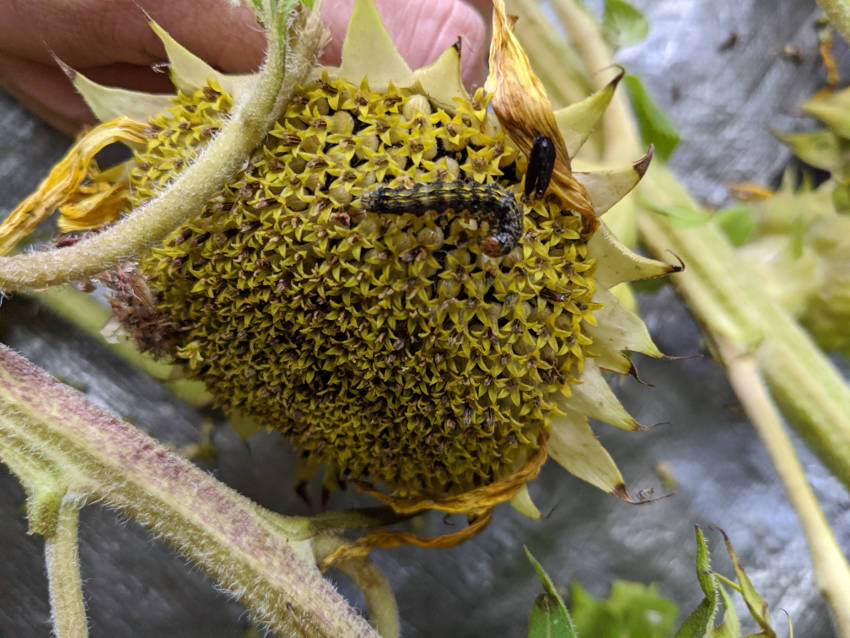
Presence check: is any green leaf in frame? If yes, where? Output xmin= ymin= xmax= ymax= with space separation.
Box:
xmin=525 ymin=547 xmax=578 ymax=638
xmin=624 ymin=74 xmax=681 ymax=160
xmin=674 ymin=528 xmax=785 ymax=638
xmin=674 ymin=527 xmax=719 ymax=638
xmin=603 ymin=0 xmax=649 ymax=48
xmin=608 ymin=581 xmax=678 ymax=637
xmin=676 ymin=599 xmax=719 ymax=638
xmin=713 ymin=205 xmax=755 ymax=246
xmin=712 ymin=584 xmax=741 ymax=638
xmin=530 ymin=593 xmax=577 ymax=638
xmin=693 ymin=526 xmax=717 ymax=604
xmin=570 ymin=580 xmax=677 ymax=638
xmin=718 ymin=529 xmax=777 ymax=637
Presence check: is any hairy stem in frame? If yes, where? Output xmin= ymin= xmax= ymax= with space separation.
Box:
xmin=718 ymin=339 xmax=850 ymax=638
xmin=313 ymin=535 xmax=401 ymax=638
xmin=284 ymin=507 xmax=409 ymax=540
xmin=0 ymin=2 xmax=321 ymax=292
xmin=0 ymin=345 xmax=377 ymax=637
xmin=45 ymin=492 xmax=89 ymax=638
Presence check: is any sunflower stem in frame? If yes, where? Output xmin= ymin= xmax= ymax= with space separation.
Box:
xmin=0 ymin=6 xmax=375 ymax=633
xmin=717 ymin=338 xmax=850 ymax=637
xmin=637 ymin=164 xmax=850 ymax=490
xmin=547 ymin=0 xmax=644 ymax=248
xmin=45 ymin=492 xmax=89 ymax=638
xmin=0 ymin=1 xmax=324 ymax=292
xmin=0 ymin=344 xmax=378 ymax=637
xmin=313 ymin=535 xmax=401 ymax=638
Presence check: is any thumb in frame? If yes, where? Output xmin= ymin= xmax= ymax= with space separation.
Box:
xmin=320 ymin=0 xmax=488 ymax=89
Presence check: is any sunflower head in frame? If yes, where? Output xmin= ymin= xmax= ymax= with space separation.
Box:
xmin=2 ymin=0 xmax=674 ymax=516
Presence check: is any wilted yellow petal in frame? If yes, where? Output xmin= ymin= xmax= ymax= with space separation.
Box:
xmin=728 ymin=181 xmax=774 ymax=201
xmin=58 ymin=180 xmax=128 ymax=232
xmin=321 ymin=509 xmax=494 ymax=567
xmin=0 ymin=117 xmax=148 ymax=255
xmin=485 ymin=0 xmax=595 ymax=228
xmin=353 ymin=433 xmax=548 ymax=514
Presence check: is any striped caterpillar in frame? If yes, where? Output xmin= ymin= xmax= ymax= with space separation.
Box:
xmin=360 ymin=180 xmax=523 ymax=257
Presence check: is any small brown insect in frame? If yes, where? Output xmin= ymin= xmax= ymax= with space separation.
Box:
xmin=524 ymin=135 xmax=555 ymax=200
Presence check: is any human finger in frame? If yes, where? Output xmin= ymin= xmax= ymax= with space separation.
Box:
xmin=320 ymin=0 xmax=487 ymax=88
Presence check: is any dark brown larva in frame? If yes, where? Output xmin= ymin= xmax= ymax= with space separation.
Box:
xmin=360 ymin=180 xmax=524 ymax=257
